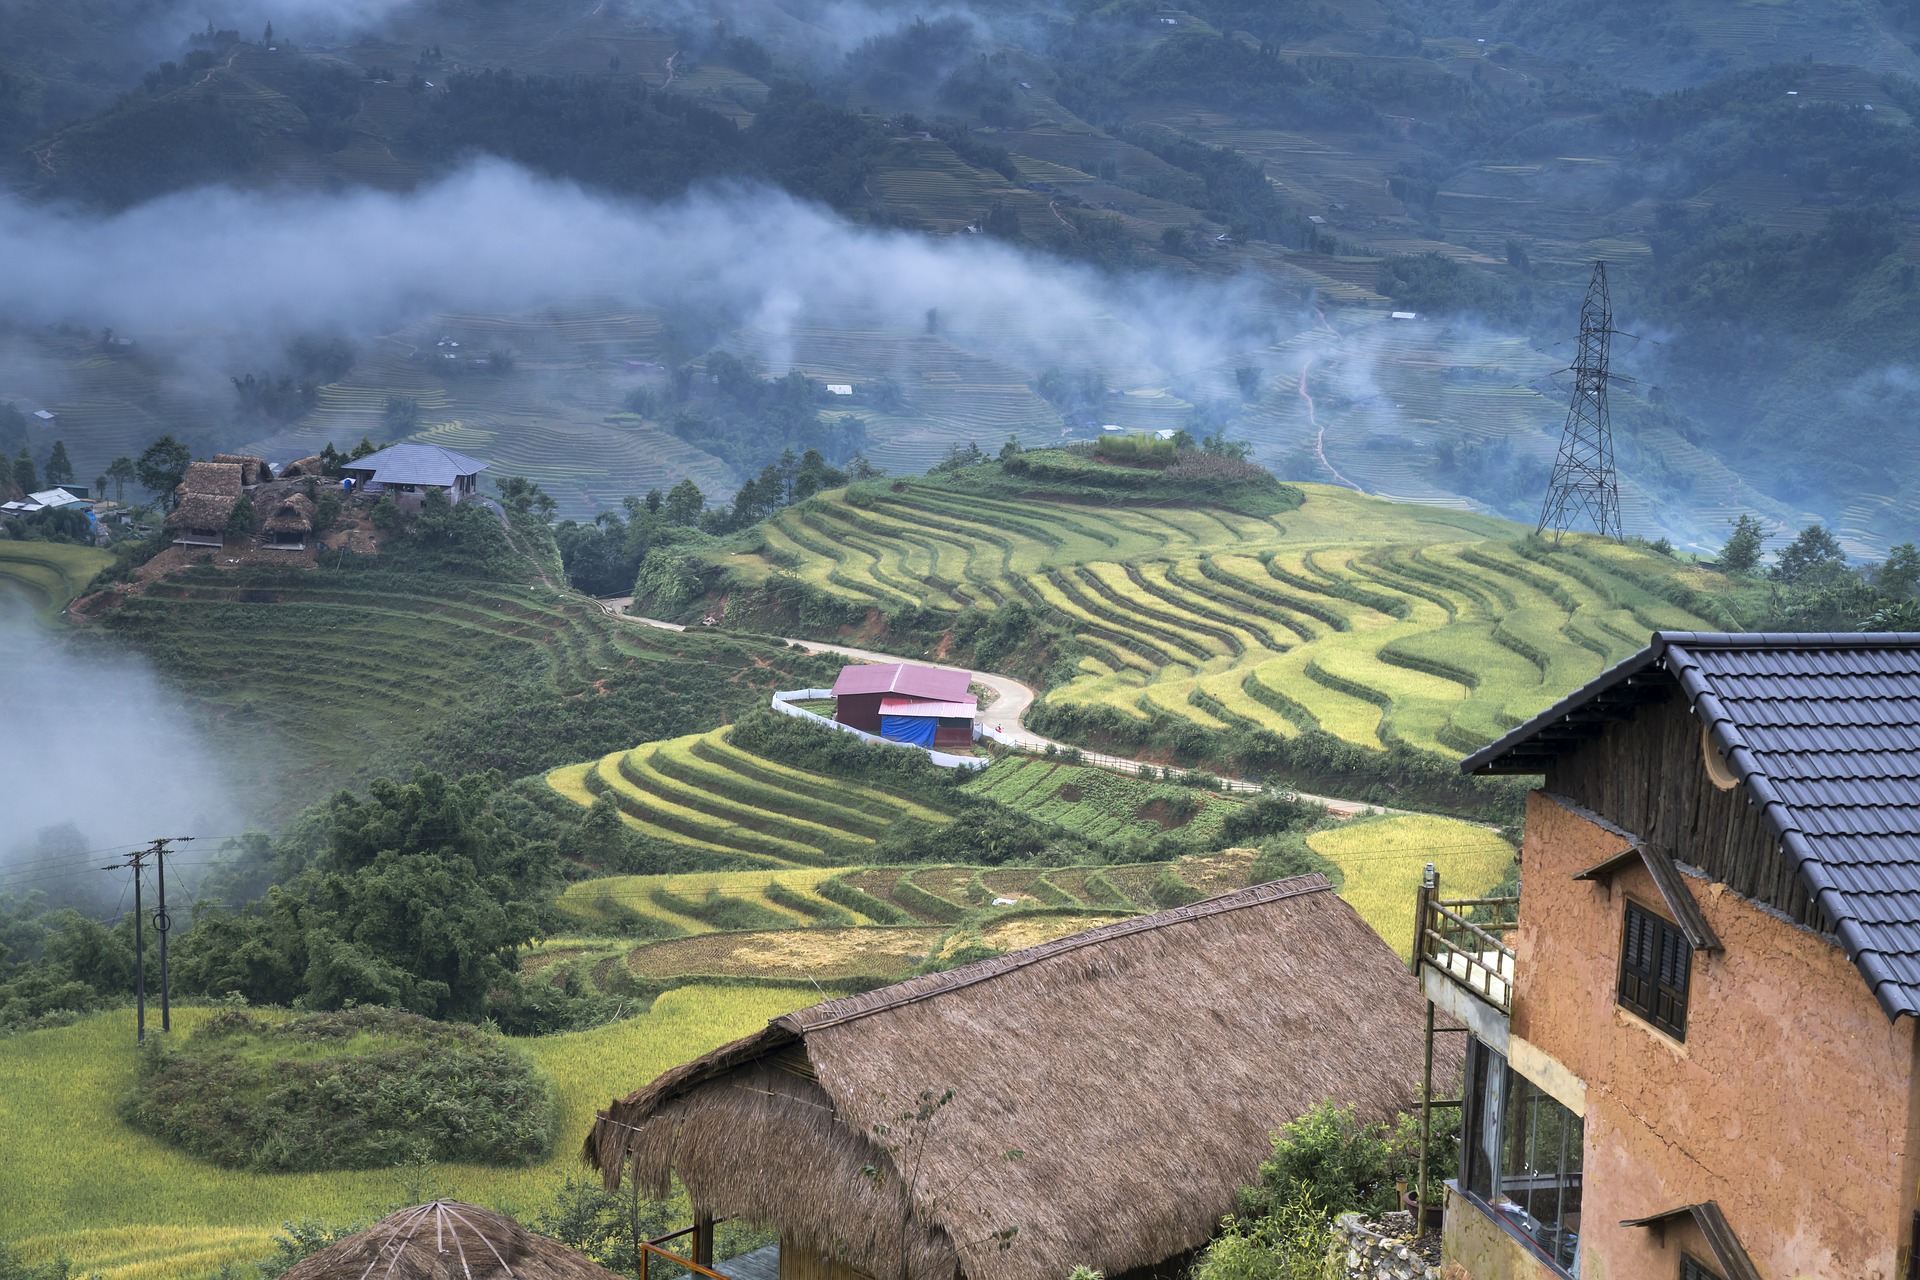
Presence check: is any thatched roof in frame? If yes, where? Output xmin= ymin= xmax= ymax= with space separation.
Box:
xmin=279 ymin=455 xmax=326 ymax=478
xmin=281 ymin=1202 xmax=624 ymax=1280
xmin=212 ymin=453 xmax=270 ymax=486
xmin=178 ymin=461 xmax=244 ymax=498
xmin=166 ymin=491 xmax=239 ymax=532
xmin=585 ymin=876 xmax=1452 ymax=1280
xmin=266 ymin=492 xmax=316 ymax=533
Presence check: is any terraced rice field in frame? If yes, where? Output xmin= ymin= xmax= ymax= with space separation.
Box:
xmin=721 ymin=481 xmax=1725 ymax=755
xmin=1309 ymin=813 xmax=1516 ymax=957
xmin=625 ymin=926 xmax=945 ymax=980
xmin=96 ymin=570 xmax=810 ymax=790
xmin=561 ymin=849 xmax=1261 ymax=934
xmin=546 ymin=726 xmax=953 ymax=867
xmin=3 ymin=987 xmax=814 ymax=1280
xmin=963 ymin=756 xmax=1245 ymax=841
xmin=0 ymin=543 xmax=113 ymax=615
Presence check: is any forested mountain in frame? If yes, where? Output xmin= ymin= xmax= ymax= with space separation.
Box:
xmin=7 ymin=0 xmax=1920 ymax=549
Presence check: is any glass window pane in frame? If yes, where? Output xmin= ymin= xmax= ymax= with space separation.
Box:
xmin=1491 ymin=1068 xmax=1583 ymax=1276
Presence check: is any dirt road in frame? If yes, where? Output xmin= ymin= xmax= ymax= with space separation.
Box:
xmin=595 ymin=597 xmax=1387 ymax=816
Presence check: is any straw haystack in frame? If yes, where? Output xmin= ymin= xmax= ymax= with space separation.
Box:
xmin=585 ymin=876 xmax=1454 ymax=1280
xmin=281 ymin=1202 xmax=623 ymax=1280
xmin=212 ymin=453 xmax=271 ymax=486
xmin=279 ymin=455 xmax=327 ymax=478
xmin=179 ymin=460 xmax=244 ymax=498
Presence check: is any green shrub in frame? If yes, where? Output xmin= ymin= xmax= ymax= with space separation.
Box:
xmin=1191 ymin=1190 xmax=1335 ymax=1280
xmin=120 ymin=1007 xmax=557 ymax=1172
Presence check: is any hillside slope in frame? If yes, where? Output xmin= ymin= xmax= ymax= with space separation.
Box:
xmin=689 ymin=471 xmax=1730 ymax=759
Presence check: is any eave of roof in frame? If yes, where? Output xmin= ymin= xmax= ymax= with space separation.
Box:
xmin=1620 ymin=1201 xmax=1760 ymax=1280
xmin=1467 ymin=631 xmax=1920 ymax=1021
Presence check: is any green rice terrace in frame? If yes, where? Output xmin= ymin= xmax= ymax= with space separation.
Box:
xmin=88 ymin=565 xmax=837 ymax=800
xmin=699 ymin=475 xmax=1732 ymax=757
xmin=543 ymin=719 xmax=1517 ymax=952
xmin=0 ymin=542 xmax=114 ymax=617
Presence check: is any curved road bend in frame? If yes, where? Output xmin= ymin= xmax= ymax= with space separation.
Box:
xmin=595 ymin=597 xmax=1386 ymax=818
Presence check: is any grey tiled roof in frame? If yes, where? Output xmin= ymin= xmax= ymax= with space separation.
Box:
xmin=340 ymin=443 xmax=488 ymax=488
xmin=1464 ymin=632 xmax=1920 ymax=1020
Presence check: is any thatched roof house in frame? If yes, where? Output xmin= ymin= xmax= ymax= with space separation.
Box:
xmin=282 ymin=1201 xmax=623 ymax=1280
xmin=586 ymin=876 xmax=1451 ymax=1280
xmin=178 ymin=460 xmax=244 ymax=498
xmin=211 ymin=453 xmax=271 ymax=486
xmin=278 ymin=454 xmax=326 ymax=479
xmin=165 ymin=492 xmax=239 ymax=546
xmin=265 ymin=493 xmax=316 ymax=547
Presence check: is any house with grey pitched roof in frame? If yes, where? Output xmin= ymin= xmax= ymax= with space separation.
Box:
xmin=339 ymin=444 xmax=487 ymax=512
xmin=1417 ymin=632 xmax=1920 ymax=1280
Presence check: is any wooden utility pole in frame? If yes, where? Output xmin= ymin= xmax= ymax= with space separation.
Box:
xmin=103 ymin=837 xmax=192 ymax=1043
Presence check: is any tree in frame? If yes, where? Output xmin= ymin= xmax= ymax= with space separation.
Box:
xmin=43 ymin=441 xmax=73 ymax=487
xmin=383 ymin=396 xmax=421 ymax=432
xmin=13 ymin=448 xmax=37 ymax=495
xmin=662 ymin=479 xmax=704 ymax=525
xmin=1772 ymin=525 xmax=1846 ymax=586
xmin=135 ymin=436 xmax=191 ymax=510
xmin=226 ymin=495 xmax=257 ymax=537
xmin=106 ymin=456 xmax=136 ymax=504
xmin=1720 ymin=514 xmax=1766 ymax=574
xmin=1878 ymin=542 xmax=1920 ymax=600
xmin=1235 ymin=366 xmax=1261 ymax=401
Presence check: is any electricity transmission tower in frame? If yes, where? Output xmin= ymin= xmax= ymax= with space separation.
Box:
xmin=1536 ymin=261 xmax=1622 ymax=542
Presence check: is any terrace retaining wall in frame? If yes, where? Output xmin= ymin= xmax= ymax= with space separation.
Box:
xmin=1335 ymin=1211 xmax=1440 ymax=1280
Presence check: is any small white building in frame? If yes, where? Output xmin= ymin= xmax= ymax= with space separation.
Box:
xmin=825 ymin=384 xmax=854 ymax=397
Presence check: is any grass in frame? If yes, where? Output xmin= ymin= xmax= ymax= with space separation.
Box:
xmin=1307 ymin=814 xmax=1517 ymax=957
xmin=546 ymin=725 xmax=952 ymax=867
xmin=713 ymin=480 xmax=1728 ymax=757
xmin=4 ymin=986 xmax=813 ymax=1280
xmin=0 ymin=542 xmax=113 ymax=615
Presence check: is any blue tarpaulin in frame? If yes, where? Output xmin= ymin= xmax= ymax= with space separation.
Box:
xmin=879 ymin=714 xmax=938 ymax=747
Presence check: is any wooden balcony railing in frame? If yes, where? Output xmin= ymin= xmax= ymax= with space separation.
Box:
xmin=639 ymin=1218 xmax=730 ymax=1280
xmin=1412 ymin=867 xmax=1519 ymax=1015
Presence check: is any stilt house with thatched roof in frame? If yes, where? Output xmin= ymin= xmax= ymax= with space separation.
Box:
xmin=165 ymin=460 xmax=245 ymax=548
xmin=282 ymin=1201 xmax=625 ymax=1280
xmin=264 ymin=492 xmax=316 ymax=548
xmin=586 ymin=876 xmax=1451 ymax=1280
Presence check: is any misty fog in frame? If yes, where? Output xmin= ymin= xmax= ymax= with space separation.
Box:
xmin=0 ymin=157 xmax=1301 ymax=400
xmin=0 ymin=605 xmax=244 ymax=891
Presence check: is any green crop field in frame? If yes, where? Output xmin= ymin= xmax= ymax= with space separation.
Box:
xmin=717 ymin=480 xmax=1727 ymax=755
xmin=963 ymin=756 xmax=1246 ymax=841
xmin=3 ymin=986 xmax=813 ymax=1280
xmin=0 ymin=542 xmax=113 ymax=616
xmin=546 ymin=725 xmax=953 ymax=867
xmin=1308 ymin=814 xmax=1516 ymax=957
xmin=93 ymin=567 xmax=834 ymax=804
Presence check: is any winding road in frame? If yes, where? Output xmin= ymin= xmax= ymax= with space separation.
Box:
xmin=596 ymin=597 xmax=1387 ymax=817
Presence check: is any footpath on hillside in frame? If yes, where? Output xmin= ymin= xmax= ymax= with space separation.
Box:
xmin=596 ymin=597 xmax=1389 ymax=818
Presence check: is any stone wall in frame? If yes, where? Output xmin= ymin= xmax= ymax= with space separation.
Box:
xmin=1335 ymin=1211 xmax=1440 ymax=1280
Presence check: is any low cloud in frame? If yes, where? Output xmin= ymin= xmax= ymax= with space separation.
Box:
xmin=0 ymin=158 xmax=1299 ymax=393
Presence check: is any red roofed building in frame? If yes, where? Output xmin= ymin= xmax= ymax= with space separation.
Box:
xmin=831 ymin=663 xmax=977 ymax=747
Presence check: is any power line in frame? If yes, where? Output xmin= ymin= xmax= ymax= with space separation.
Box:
xmin=100 ymin=838 xmax=192 ymax=1042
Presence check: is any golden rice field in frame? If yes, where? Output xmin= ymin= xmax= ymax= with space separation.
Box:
xmin=557 ymin=867 xmax=883 ymax=930
xmin=547 ymin=726 xmax=952 ymax=867
xmin=1309 ymin=813 xmax=1516 ymax=957
xmin=718 ymin=481 xmax=1726 ymax=755
xmin=3 ymin=986 xmax=812 ymax=1280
